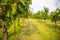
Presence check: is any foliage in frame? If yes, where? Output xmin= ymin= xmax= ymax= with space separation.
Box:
xmin=44 ymin=7 xmax=49 ymax=20
xmin=0 ymin=0 xmax=32 ymax=27
xmin=50 ymin=8 xmax=60 ymax=21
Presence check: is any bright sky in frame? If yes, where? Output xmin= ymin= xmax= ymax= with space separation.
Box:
xmin=30 ymin=0 xmax=60 ymax=13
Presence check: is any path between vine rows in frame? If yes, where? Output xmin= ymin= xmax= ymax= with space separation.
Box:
xmin=18 ymin=19 xmax=58 ymax=40
xmin=18 ymin=19 xmax=43 ymax=40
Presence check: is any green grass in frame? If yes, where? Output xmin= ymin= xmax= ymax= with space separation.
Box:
xmin=0 ymin=28 xmax=3 ymax=40
xmin=0 ymin=18 xmax=60 ymax=40
xmin=28 ymin=19 xmax=57 ymax=40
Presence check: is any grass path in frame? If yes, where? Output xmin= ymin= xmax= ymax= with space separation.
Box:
xmin=18 ymin=19 xmax=43 ymax=40
xmin=24 ymin=18 xmax=58 ymax=40
xmin=6 ymin=18 xmax=60 ymax=40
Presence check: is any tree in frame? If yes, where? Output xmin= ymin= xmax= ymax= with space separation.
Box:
xmin=0 ymin=0 xmax=14 ymax=40
xmin=0 ymin=0 xmax=32 ymax=40
xmin=50 ymin=8 xmax=60 ymax=28
xmin=44 ymin=7 xmax=49 ymax=20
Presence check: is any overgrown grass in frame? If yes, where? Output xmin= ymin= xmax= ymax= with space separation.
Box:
xmin=0 ymin=18 xmax=60 ymax=40
xmin=28 ymin=18 xmax=60 ymax=40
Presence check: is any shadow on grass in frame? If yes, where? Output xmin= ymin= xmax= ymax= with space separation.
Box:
xmin=46 ymin=23 xmax=60 ymax=30
xmin=0 ymin=38 xmax=3 ymax=40
xmin=0 ymin=25 xmax=2 ymax=28
xmin=46 ymin=23 xmax=60 ymax=40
